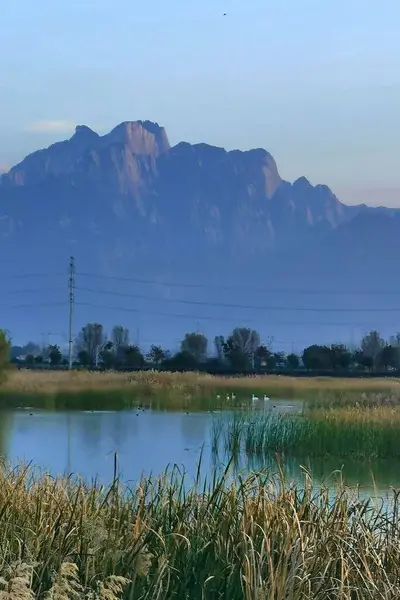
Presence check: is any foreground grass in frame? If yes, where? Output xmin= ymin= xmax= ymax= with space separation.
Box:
xmin=214 ymin=393 xmax=400 ymax=459
xmin=1 ymin=369 xmax=399 ymax=410
xmin=0 ymin=460 xmax=400 ymax=598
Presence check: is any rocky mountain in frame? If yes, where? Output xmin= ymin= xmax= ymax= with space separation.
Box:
xmin=1 ymin=120 xmax=399 ymax=347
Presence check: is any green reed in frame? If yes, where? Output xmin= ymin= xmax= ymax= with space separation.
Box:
xmin=212 ymin=402 xmax=400 ymax=459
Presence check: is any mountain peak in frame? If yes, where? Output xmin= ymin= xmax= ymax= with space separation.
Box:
xmin=103 ymin=120 xmax=170 ymax=156
xmin=293 ymin=176 xmax=312 ymax=188
xmin=69 ymin=125 xmax=100 ymax=151
xmin=72 ymin=124 xmax=99 ymax=140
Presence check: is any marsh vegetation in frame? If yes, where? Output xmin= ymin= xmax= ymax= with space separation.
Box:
xmin=1 ymin=369 xmax=399 ymax=410
xmin=0 ymin=459 xmax=399 ymax=598
xmin=212 ymin=391 xmax=400 ymax=460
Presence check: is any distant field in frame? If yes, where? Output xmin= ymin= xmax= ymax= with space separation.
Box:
xmin=0 ymin=369 xmax=398 ymax=411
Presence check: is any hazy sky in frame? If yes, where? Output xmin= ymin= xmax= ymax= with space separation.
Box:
xmin=1 ymin=0 xmax=400 ymax=206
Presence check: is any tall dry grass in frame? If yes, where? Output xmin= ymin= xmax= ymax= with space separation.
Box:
xmin=1 ymin=369 xmax=399 ymax=410
xmin=0 ymin=459 xmax=399 ymax=598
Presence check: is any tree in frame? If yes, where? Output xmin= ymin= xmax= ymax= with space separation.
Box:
xmin=163 ymin=350 xmax=199 ymax=371
xmin=214 ymin=335 xmax=225 ymax=362
xmin=273 ymin=351 xmax=286 ymax=368
xmin=302 ymin=345 xmax=332 ymax=370
xmin=180 ymin=333 xmax=208 ymax=364
xmin=100 ymin=340 xmax=116 ymax=369
xmin=78 ymin=350 xmax=90 ymax=367
xmin=352 ymin=349 xmax=373 ymax=371
xmin=223 ymin=328 xmax=261 ymax=370
xmin=231 ymin=328 xmax=260 ymax=356
xmin=147 ymin=345 xmax=168 ymax=367
xmin=25 ymin=354 xmax=35 ymax=365
xmin=329 ymin=344 xmax=352 ymax=370
xmin=48 ymin=344 xmax=62 ymax=366
xmin=254 ymin=344 xmax=271 ymax=368
xmin=111 ymin=325 xmax=130 ymax=364
xmin=124 ymin=345 xmax=144 ymax=368
xmin=286 ymin=353 xmax=300 ymax=370
xmin=0 ymin=329 xmax=11 ymax=382
xmin=378 ymin=345 xmax=398 ymax=370
xmin=361 ymin=330 xmax=385 ymax=370
xmin=388 ymin=333 xmax=400 ymax=369
xmin=76 ymin=323 xmax=105 ymax=367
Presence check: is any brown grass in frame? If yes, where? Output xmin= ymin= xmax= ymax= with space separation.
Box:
xmin=0 ymin=459 xmax=399 ymax=598
xmin=3 ymin=369 xmax=399 ymax=396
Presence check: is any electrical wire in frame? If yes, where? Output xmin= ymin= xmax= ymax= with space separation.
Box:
xmin=0 ymin=272 xmax=64 ymax=280
xmin=76 ymin=271 xmax=400 ymax=296
xmin=75 ymin=286 xmax=400 ymax=313
xmin=0 ymin=301 xmax=68 ymax=309
xmin=74 ymin=301 xmax=394 ymax=327
xmin=2 ymin=287 xmax=65 ymax=296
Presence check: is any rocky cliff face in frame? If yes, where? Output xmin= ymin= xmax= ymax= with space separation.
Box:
xmin=0 ymin=119 xmax=351 ymax=257
xmin=1 ymin=120 xmax=399 ymax=345
xmin=2 ymin=120 xmax=169 ymax=187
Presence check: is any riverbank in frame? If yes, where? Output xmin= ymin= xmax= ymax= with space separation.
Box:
xmin=0 ymin=369 xmax=398 ymax=410
xmin=0 ymin=460 xmax=397 ymax=598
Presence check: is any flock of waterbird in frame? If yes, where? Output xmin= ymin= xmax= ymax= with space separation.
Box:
xmin=217 ymin=393 xmax=271 ymax=402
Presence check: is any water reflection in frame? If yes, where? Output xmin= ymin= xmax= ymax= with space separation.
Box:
xmin=1 ymin=408 xmax=399 ymax=498
xmin=0 ymin=411 xmax=14 ymax=458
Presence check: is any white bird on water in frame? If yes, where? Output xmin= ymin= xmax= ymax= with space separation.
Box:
xmin=252 ymin=394 xmax=259 ymax=402
xmin=264 ymin=394 xmax=270 ymax=401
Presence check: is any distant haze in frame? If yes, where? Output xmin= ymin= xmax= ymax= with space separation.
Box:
xmin=1 ymin=0 xmax=400 ymax=206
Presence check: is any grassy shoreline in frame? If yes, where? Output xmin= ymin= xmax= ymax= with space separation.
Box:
xmin=1 ymin=369 xmax=399 ymax=410
xmin=0 ymin=460 xmax=399 ymax=598
xmin=213 ymin=390 xmax=400 ymax=460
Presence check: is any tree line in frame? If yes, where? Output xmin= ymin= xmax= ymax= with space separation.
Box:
xmin=9 ymin=324 xmax=400 ymax=374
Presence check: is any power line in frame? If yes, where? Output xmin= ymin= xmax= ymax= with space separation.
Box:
xmin=75 ymin=301 xmax=253 ymax=323
xmin=75 ymin=286 xmax=400 ymax=313
xmin=76 ymin=271 xmax=400 ymax=296
xmin=74 ymin=301 xmax=396 ymax=327
xmin=1 ymin=287 xmax=65 ymax=295
xmin=0 ymin=301 xmax=67 ymax=309
xmin=0 ymin=272 xmax=64 ymax=280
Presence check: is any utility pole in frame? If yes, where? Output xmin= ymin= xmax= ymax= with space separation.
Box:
xmin=68 ymin=257 xmax=75 ymax=370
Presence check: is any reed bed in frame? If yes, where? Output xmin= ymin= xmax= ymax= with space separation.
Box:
xmin=308 ymin=390 xmax=400 ymax=410
xmin=1 ymin=369 xmax=399 ymax=410
xmin=213 ymin=401 xmax=400 ymax=459
xmin=0 ymin=460 xmax=400 ymax=598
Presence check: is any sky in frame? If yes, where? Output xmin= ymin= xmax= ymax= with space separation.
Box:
xmin=1 ymin=0 xmax=400 ymax=206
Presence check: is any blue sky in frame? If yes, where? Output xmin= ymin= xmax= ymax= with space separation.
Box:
xmin=1 ymin=0 xmax=400 ymax=206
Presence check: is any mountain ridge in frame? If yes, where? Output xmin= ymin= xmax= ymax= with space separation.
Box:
xmin=1 ymin=119 xmax=400 ymax=345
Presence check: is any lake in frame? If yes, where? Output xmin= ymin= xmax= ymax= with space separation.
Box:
xmin=1 ymin=399 xmax=399 ymax=497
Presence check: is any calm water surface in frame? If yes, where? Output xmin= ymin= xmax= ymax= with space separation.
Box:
xmin=1 ymin=399 xmax=399 ymax=497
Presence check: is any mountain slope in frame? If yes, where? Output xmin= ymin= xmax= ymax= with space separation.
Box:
xmin=0 ymin=120 xmax=399 ymax=346
xmin=0 ymin=120 xmax=350 ymax=264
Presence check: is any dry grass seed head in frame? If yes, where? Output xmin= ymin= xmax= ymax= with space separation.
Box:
xmin=0 ymin=562 xmax=35 ymax=600
xmin=45 ymin=562 xmax=83 ymax=600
